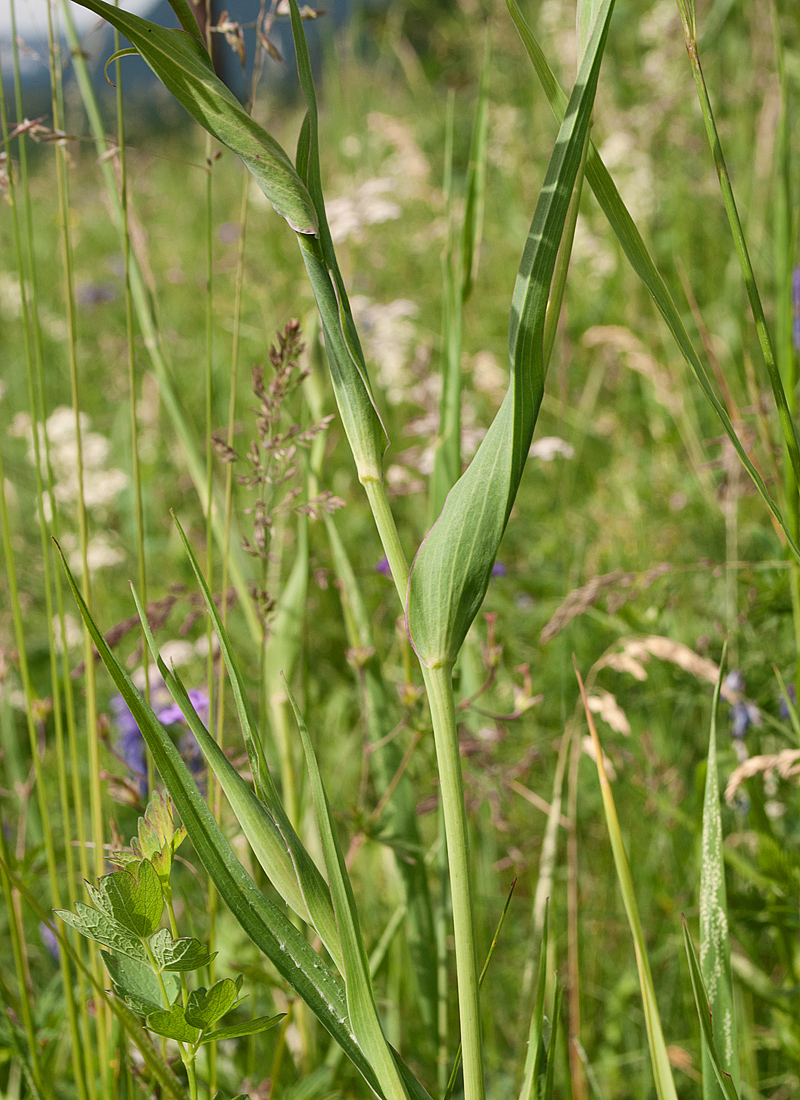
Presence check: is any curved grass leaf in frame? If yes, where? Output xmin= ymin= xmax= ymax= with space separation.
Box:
xmin=55 ymin=545 xmax=395 ymax=1096
xmin=72 ymin=0 xmax=317 ymax=234
xmin=286 ymin=686 xmax=411 ymax=1100
xmin=518 ymin=899 xmax=549 ymax=1100
xmin=164 ymin=517 xmax=342 ymax=968
xmin=199 ymin=1013 xmax=284 ymax=1044
xmin=505 ymin=0 xmax=800 ymax=563
xmin=288 ymin=0 xmax=388 ymax=483
xmin=407 ymin=0 xmax=615 ymax=669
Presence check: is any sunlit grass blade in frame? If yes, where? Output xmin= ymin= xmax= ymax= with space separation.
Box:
xmin=128 ymin=583 xmax=343 ymax=971
xmin=55 ymin=545 xmax=399 ymax=1096
xmin=682 ymin=919 xmax=741 ymax=1100
xmin=518 ymin=899 xmax=549 ymax=1100
xmin=675 ymin=1 xmax=800 ymax=491
xmin=285 ymin=686 xmax=411 ymax=1100
xmin=505 ymin=0 xmax=800 ymax=562
xmin=574 ymin=659 xmax=678 ymax=1100
xmin=700 ymin=649 xmax=738 ymax=1098
xmin=407 ymin=0 xmax=615 ymax=670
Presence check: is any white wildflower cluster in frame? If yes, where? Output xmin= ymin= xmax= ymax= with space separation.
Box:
xmin=9 ymin=406 xmax=128 ymax=574
xmin=350 ymin=295 xmax=421 ymax=404
xmin=320 ymin=112 xmax=432 ymax=246
xmin=326 ymin=178 xmax=401 ymax=245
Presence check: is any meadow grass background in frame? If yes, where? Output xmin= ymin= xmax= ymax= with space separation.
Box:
xmin=2 ymin=0 xmax=800 ymax=1096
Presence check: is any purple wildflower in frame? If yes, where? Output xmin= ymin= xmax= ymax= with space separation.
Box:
xmin=158 ymin=688 xmax=209 ymax=728
xmin=723 ymin=669 xmax=745 ymax=695
xmin=112 ymin=694 xmax=147 ymax=794
xmin=491 ymin=561 xmax=507 ymax=579
xmin=729 ymin=700 xmax=762 ymax=739
xmin=39 ymin=921 xmax=60 ymax=962
xmin=375 ymin=556 xmax=391 ymax=577
xmin=779 ymin=682 xmax=796 ymax=721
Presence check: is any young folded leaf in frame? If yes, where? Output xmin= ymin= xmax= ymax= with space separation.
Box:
xmin=407 ymin=0 xmax=615 ymax=669
xmin=71 ymin=0 xmax=316 ymax=234
xmin=682 ymin=919 xmax=741 ymax=1100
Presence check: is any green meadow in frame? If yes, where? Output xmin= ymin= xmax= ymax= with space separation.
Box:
xmin=1 ymin=1 xmax=800 ymax=1097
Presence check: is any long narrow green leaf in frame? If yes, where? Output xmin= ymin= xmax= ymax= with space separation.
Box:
xmin=55 ymin=544 xmax=395 ymax=1096
xmin=288 ymin=0 xmax=388 ymax=484
xmin=700 ymin=651 xmax=738 ymax=1097
xmin=169 ymin=516 xmax=342 ymax=967
xmin=682 ymin=920 xmax=741 ymax=1100
xmin=576 ymin=662 xmax=678 ymax=1100
xmin=505 ymin=0 xmax=800 ymax=563
xmin=408 ymin=0 xmax=615 ymax=668
xmin=71 ymin=0 xmax=317 ymax=234
xmin=285 ymin=687 xmax=410 ymax=1100
xmin=129 ymin=584 xmax=343 ymax=972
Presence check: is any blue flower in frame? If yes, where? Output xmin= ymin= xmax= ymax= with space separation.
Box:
xmin=491 ymin=561 xmax=507 ymax=579
xmin=39 ymin=922 xmax=60 ymax=963
xmin=375 ymin=556 xmax=391 ymax=577
xmin=779 ymin=682 xmax=796 ymax=721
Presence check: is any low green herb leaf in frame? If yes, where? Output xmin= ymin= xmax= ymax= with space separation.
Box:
xmin=99 ymin=859 xmax=164 ymax=938
xmin=150 ymin=928 xmax=216 ymax=973
xmin=185 ymin=979 xmax=243 ymax=1029
xmin=199 ymin=1013 xmax=284 ymax=1044
xmin=147 ymin=1004 xmax=202 ymax=1045
xmin=70 ymin=0 xmax=318 ymax=235
xmin=133 ymin=790 xmax=186 ymax=884
xmin=56 ymin=903 xmax=147 ymax=963
xmin=102 ymin=950 xmax=179 ymax=1013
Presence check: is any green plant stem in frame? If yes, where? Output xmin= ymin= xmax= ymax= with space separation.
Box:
xmin=422 ymin=664 xmax=484 ymax=1100
xmin=362 ymin=478 xmax=410 ymax=602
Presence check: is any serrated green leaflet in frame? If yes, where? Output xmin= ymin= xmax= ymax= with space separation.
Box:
xmin=102 ymin=950 xmax=179 ymax=1013
xmin=57 ymin=544 xmax=424 ymax=1100
xmin=682 ymin=919 xmax=741 ymax=1100
xmin=199 ymin=1014 xmax=284 ymax=1044
xmin=407 ymin=0 xmax=615 ymax=668
xmin=148 ymin=1004 xmax=203 ymax=1045
xmin=504 ymin=0 xmax=800 ymax=564
xmin=150 ymin=928 xmax=215 ymax=972
xmin=700 ymin=653 xmax=738 ymax=1098
xmin=286 ymin=685 xmax=410 ymax=1100
xmin=185 ymin=979 xmax=243 ymax=1029
xmin=56 ymin=902 xmax=148 ymax=963
xmin=100 ymin=859 xmax=164 ymax=938
xmin=70 ymin=0 xmax=317 ymax=234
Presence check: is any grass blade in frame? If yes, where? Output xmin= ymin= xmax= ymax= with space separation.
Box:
xmin=700 ymin=649 xmax=738 ymax=1097
xmin=505 ymin=0 xmax=800 ymax=562
xmin=285 ymin=687 xmax=411 ymax=1100
xmin=574 ymin=659 xmax=679 ymax=1100
xmin=55 ymin=544 xmax=398 ymax=1096
xmin=407 ymin=0 xmax=615 ymax=669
